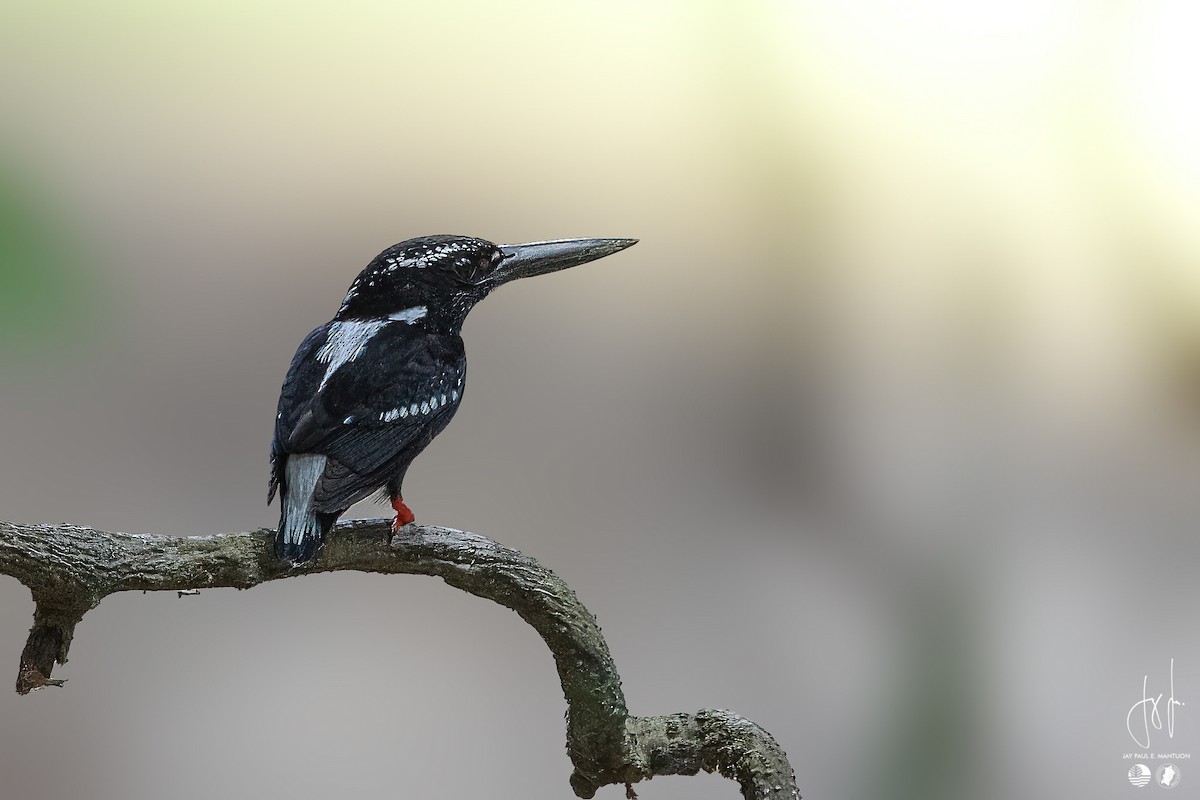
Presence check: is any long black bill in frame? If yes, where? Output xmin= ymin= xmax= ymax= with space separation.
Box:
xmin=490 ymin=238 xmax=637 ymax=286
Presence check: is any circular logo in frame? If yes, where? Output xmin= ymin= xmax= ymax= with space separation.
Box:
xmin=1156 ymin=764 xmax=1181 ymax=788
xmin=1129 ymin=764 xmax=1152 ymax=787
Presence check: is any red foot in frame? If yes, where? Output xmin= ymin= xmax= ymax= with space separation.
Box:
xmin=390 ymin=496 xmax=415 ymax=534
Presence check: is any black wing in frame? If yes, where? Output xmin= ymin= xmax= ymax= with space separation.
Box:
xmin=270 ymin=321 xmax=465 ymax=512
xmin=268 ymin=322 xmax=330 ymax=504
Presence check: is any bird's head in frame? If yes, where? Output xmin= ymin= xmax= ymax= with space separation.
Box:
xmin=335 ymin=234 xmax=637 ymax=329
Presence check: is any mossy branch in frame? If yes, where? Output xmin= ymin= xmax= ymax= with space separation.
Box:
xmin=0 ymin=519 xmax=798 ymax=800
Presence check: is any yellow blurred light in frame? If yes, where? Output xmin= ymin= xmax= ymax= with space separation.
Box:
xmin=1123 ymin=2 xmax=1200 ymax=258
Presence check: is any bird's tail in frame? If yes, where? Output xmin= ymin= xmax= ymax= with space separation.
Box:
xmin=277 ymin=454 xmax=329 ymax=563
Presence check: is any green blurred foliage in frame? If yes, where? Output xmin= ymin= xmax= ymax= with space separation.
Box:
xmin=0 ymin=165 xmax=95 ymax=360
xmin=867 ymin=579 xmax=979 ymax=800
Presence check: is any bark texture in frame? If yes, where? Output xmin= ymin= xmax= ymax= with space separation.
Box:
xmin=0 ymin=519 xmax=798 ymax=800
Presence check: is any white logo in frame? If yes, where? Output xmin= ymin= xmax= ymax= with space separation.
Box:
xmin=1128 ymin=764 xmax=1152 ymax=787
xmin=1156 ymin=764 xmax=1181 ymax=789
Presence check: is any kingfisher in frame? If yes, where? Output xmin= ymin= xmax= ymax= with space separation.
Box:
xmin=268 ymin=235 xmax=637 ymax=563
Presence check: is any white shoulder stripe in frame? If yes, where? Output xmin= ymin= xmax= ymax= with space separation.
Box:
xmin=316 ymin=319 xmax=389 ymax=391
xmin=314 ymin=309 xmax=427 ymax=392
xmin=388 ymin=305 xmax=427 ymax=323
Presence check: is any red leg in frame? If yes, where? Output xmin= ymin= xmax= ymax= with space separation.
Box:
xmin=390 ymin=495 xmax=415 ymax=534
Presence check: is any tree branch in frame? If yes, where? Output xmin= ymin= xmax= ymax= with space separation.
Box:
xmin=0 ymin=519 xmax=798 ymax=800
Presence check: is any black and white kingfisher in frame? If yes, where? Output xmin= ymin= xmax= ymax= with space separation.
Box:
xmin=268 ymin=235 xmax=637 ymax=563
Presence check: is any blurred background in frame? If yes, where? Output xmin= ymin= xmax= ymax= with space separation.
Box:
xmin=2 ymin=2 xmax=1198 ymax=799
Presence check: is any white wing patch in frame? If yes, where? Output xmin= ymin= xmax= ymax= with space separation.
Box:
xmin=316 ymin=319 xmax=389 ymax=391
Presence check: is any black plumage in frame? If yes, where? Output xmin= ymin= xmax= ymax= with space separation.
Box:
xmin=269 ymin=234 xmax=636 ymax=563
